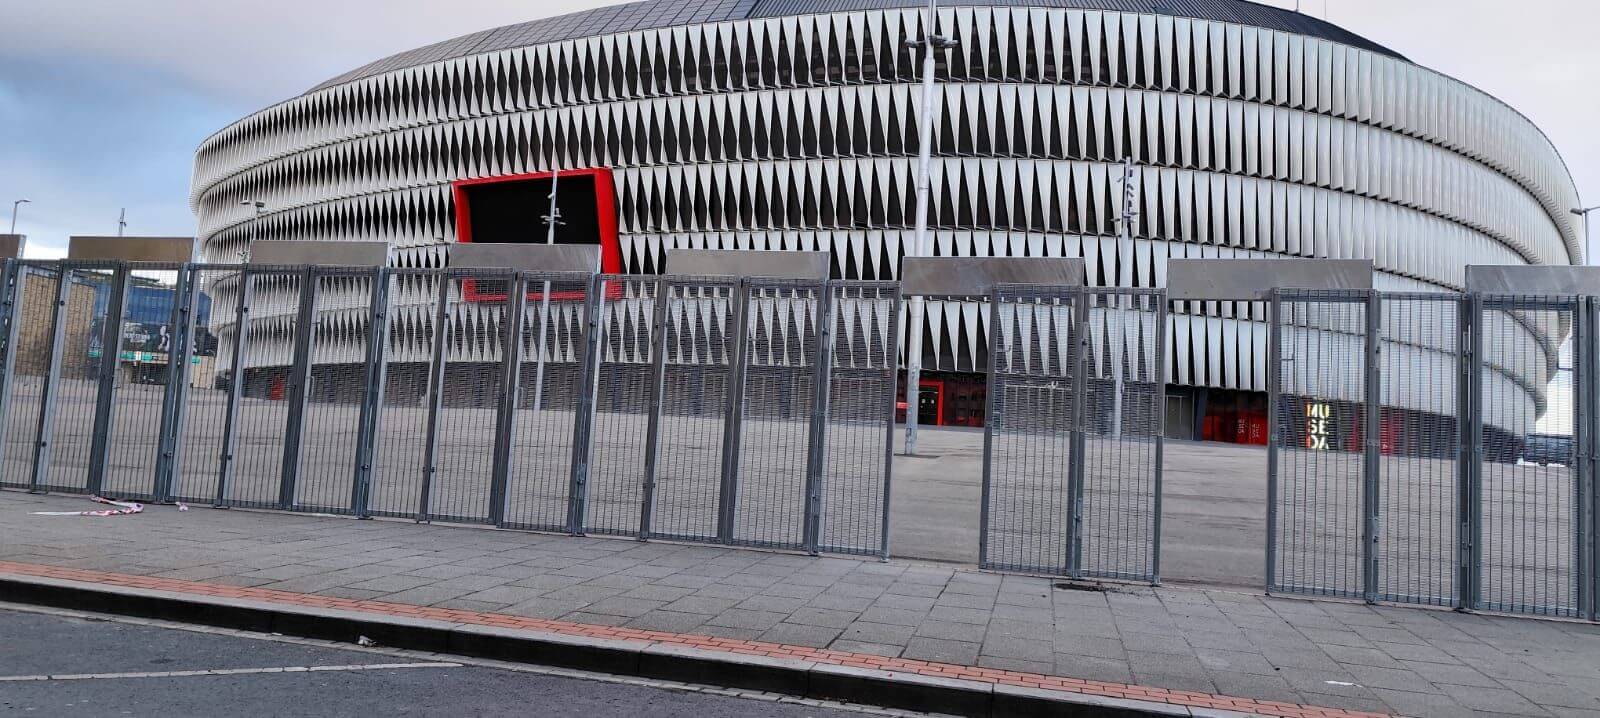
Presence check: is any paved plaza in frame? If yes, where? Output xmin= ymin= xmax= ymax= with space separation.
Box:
xmin=6 ymin=490 xmax=1600 ymax=717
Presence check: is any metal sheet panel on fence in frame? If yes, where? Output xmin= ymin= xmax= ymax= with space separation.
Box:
xmin=981 ymin=284 xmax=1080 ymax=575
xmin=1475 ymin=294 xmax=1584 ymax=618
xmin=580 ymin=275 xmax=657 ymax=537
xmin=1078 ymin=288 xmax=1165 ymax=582
xmin=1268 ymin=289 xmax=1371 ymax=599
xmin=818 ymin=281 xmax=899 ymax=557
xmin=502 ymin=272 xmax=595 ymax=533
xmin=645 ymin=276 xmax=740 ymax=543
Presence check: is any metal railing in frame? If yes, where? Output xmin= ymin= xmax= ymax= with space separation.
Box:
xmin=0 ymin=260 xmax=899 ymax=559
xmin=1267 ymin=288 xmax=1598 ymax=621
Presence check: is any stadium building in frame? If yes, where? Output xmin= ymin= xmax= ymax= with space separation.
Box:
xmin=191 ymin=0 xmax=1583 ymax=443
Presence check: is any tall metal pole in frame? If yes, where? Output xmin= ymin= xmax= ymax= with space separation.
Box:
xmin=9 ymin=199 xmax=30 ymax=234
xmin=1573 ymin=207 xmax=1598 ymax=267
xmin=117 ymin=208 xmax=127 ymax=237
xmin=531 ymin=169 xmax=561 ymax=412
xmin=902 ymin=0 xmax=955 ymax=456
xmin=1111 ymin=157 xmax=1138 ymax=439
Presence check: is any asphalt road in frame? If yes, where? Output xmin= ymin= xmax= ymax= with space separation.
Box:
xmin=0 ymin=608 xmax=885 ymax=718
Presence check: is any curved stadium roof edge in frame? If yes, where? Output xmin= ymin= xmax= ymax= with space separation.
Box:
xmin=307 ymin=0 xmax=1408 ymax=94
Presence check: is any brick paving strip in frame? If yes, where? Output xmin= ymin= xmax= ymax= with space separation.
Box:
xmin=0 ymin=560 xmax=1381 ymax=718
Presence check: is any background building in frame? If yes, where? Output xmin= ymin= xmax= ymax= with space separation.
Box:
xmin=190 ymin=0 xmax=1583 ymax=443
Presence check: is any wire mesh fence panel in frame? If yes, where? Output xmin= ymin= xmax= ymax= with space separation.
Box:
xmin=1078 ymin=289 xmax=1164 ymax=582
xmin=981 ymin=286 xmax=1078 ymax=575
xmin=729 ymin=279 xmax=822 ymax=550
xmin=367 ymin=270 xmax=438 ymax=520
xmin=1377 ymin=294 xmax=1462 ymax=606
xmin=170 ymin=267 xmax=233 ymax=504
xmin=503 ymin=273 xmax=592 ymax=532
xmin=818 ymin=281 xmax=898 ymax=557
xmin=647 ymin=277 xmax=738 ymax=543
xmin=99 ymin=265 xmax=187 ymax=501
xmin=581 ymin=276 xmax=655 ymax=537
xmin=288 ymin=270 xmax=378 ymax=514
xmin=219 ymin=268 xmax=306 ymax=509
xmin=422 ymin=272 xmax=511 ymax=525
xmin=36 ymin=265 xmax=118 ymax=493
xmin=1476 ymin=296 xmax=1582 ymax=617
xmin=1270 ymin=291 xmax=1369 ymax=599
xmin=0 ymin=266 xmax=61 ymax=489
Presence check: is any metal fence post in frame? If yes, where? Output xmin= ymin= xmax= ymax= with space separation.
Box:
xmin=1066 ymin=287 xmax=1089 ymax=579
xmin=0 ymin=260 xmax=21 ymax=482
xmin=638 ymin=276 xmax=672 ymax=540
xmin=86 ymin=263 xmax=130 ymax=496
xmin=1151 ymin=291 xmax=1168 ymax=585
xmin=1455 ymin=292 xmax=1478 ymax=611
xmin=802 ymin=281 xmax=835 ymax=555
xmin=488 ymin=272 xmax=529 ymax=527
xmin=1583 ymin=297 xmax=1598 ymax=622
xmin=717 ymin=279 xmax=752 ymax=543
xmin=1592 ymin=298 xmax=1600 ymax=623
xmin=417 ymin=272 xmax=452 ymax=523
xmin=978 ymin=286 xmax=1003 ymax=568
xmin=880 ymin=287 xmax=903 ymax=561
xmin=154 ymin=263 xmax=199 ymax=503
xmin=277 ymin=266 xmax=319 ymax=510
xmin=1265 ymin=290 xmax=1281 ymax=593
xmin=215 ymin=267 xmax=255 ymax=506
xmin=350 ymin=267 xmax=390 ymax=519
xmin=566 ymin=274 xmax=606 ymax=535
xmin=1465 ymin=292 xmax=1485 ymax=610
xmin=30 ymin=262 xmax=73 ymax=492
xmin=1362 ymin=289 xmax=1383 ymax=604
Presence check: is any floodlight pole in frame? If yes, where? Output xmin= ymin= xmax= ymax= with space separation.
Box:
xmin=1111 ymin=157 xmax=1139 ymax=439
xmin=9 ymin=199 xmax=29 ymax=234
xmin=531 ymin=169 xmax=561 ymax=411
xmin=902 ymin=0 xmax=956 ymax=456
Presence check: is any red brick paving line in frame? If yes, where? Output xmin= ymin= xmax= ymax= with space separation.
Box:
xmin=0 ymin=559 xmax=1386 ymax=718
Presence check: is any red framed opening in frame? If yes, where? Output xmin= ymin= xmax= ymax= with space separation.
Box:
xmin=896 ymin=378 xmax=947 ymax=426
xmin=452 ymin=168 xmax=621 ymax=303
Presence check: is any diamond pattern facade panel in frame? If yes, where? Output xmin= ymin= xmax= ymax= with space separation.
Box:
xmin=191 ymin=3 xmax=1582 ymax=432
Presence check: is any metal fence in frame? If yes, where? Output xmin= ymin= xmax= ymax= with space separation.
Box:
xmin=1268 ymin=288 xmax=1598 ymax=620
xmin=0 ymin=260 xmax=898 ymax=559
xmin=980 ymin=284 xmax=1165 ymax=582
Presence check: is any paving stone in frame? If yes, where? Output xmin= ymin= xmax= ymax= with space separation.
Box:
xmin=735 ymin=594 xmax=807 ymax=614
xmin=758 ymin=622 xmax=843 ymax=648
xmin=901 ymin=637 xmax=981 ymax=664
xmin=625 ymin=610 xmax=710 ymax=634
xmin=981 ymin=636 xmax=1055 ymax=662
xmin=826 ymin=639 xmax=903 ymax=657
xmin=1194 ymin=647 xmax=1276 ymax=676
xmin=807 ymin=593 xmax=875 ymax=612
xmin=661 ymin=595 xmax=739 ymax=615
xmin=838 ymin=621 xmax=915 ymax=646
xmin=784 ymin=606 xmax=860 ymax=629
xmin=977 ymin=656 xmax=1055 ymax=674
xmin=460 ymin=585 xmax=546 ymax=606
xmin=1445 ymin=683 xmax=1553 ymax=715
xmin=927 ymin=605 xmax=991 ymax=625
xmin=1368 ymin=688 xmax=1473 ymax=718
xmin=857 ymin=606 xmax=927 ymax=627
xmin=499 ymin=598 xmax=593 ymax=619
xmin=1400 ymin=658 xmax=1504 ymax=688
xmin=705 ymin=608 xmax=788 ymax=631
xmin=1208 ymin=672 xmax=1304 ymax=704
xmin=342 ymin=574 xmax=439 ymax=593
xmin=1054 ymin=653 xmax=1133 ymax=683
xmin=583 ymin=596 xmax=669 ymax=618
xmin=1501 ymin=680 xmax=1600 ymax=710
xmin=914 ymin=619 xmax=987 ymax=643
xmin=1345 ymin=664 xmax=1437 ymax=692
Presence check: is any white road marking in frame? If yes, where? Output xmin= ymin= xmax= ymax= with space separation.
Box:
xmin=0 ymin=662 xmax=462 ymax=682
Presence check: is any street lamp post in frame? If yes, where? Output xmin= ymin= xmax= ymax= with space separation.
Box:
xmin=1573 ymin=206 xmax=1600 ymax=266
xmin=531 ymin=169 xmax=563 ymax=412
xmin=9 ymin=199 xmax=30 ymax=234
xmin=901 ymin=0 xmax=958 ymax=456
xmin=239 ymin=200 xmax=266 ymax=261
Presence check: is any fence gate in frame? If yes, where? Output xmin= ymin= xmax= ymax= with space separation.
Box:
xmin=1268 ymin=289 xmax=1374 ymax=599
xmin=579 ymin=275 xmax=658 ymax=537
xmin=1473 ymin=294 xmax=1587 ymax=618
xmin=817 ymin=280 xmax=899 ymax=558
xmin=0 ymin=263 xmax=63 ymax=490
xmin=100 ymin=262 xmax=190 ymax=502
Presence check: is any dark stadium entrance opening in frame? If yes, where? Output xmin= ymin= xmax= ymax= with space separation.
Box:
xmin=452 ymin=168 xmax=621 ymax=301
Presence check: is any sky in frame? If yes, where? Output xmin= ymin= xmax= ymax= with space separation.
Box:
xmin=0 ymin=0 xmax=1595 ymax=259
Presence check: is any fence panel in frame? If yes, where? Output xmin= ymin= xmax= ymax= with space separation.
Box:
xmin=729 ymin=278 xmax=824 ymax=551
xmin=502 ymin=272 xmax=594 ymax=533
xmin=1376 ymin=293 xmax=1463 ymax=606
xmin=366 ymin=270 xmax=439 ymax=519
xmin=29 ymin=263 xmax=120 ymax=493
xmin=417 ymin=270 xmax=515 ymax=525
xmin=981 ymin=285 xmax=1079 ymax=575
xmin=818 ymin=281 xmax=899 ymax=557
xmin=99 ymin=263 xmax=189 ymax=501
xmin=285 ymin=268 xmax=380 ymax=514
xmin=1476 ymin=295 xmax=1583 ymax=617
xmin=1268 ymin=290 xmax=1370 ymax=599
xmin=169 ymin=266 xmax=233 ymax=505
xmin=1078 ymin=288 xmax=1165 ymax=582
xmin=215 ymin=267 xmax=307 ymax=509
xmin=0 ymin=265 xmax=62 ymax=489
xmin=580 ymin=276 xmax=657 ymax=537
xmin=645 ymin=276 xmax=740 ymax=543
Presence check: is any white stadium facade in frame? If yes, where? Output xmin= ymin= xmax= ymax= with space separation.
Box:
xmin=190 ymin=0 xmax=1583 ymax=443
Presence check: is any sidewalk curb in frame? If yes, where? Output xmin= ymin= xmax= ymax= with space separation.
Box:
xmin=0 ymin=572 xmax=1244 ymax=718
